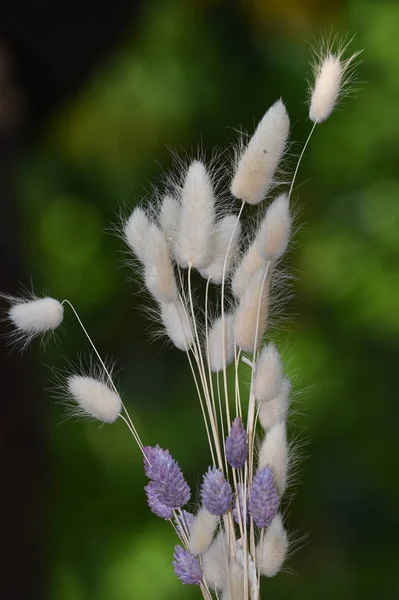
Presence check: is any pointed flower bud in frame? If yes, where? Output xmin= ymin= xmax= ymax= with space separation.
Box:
xmin=173 ymin=545 xmax=202 ymax=585
xmin=145 ymin=482 xmax=173 ymax=520
xmin=143 ymin=445 xmax=191 ymax=509
xmin=249 ymin=466 xmax=280 ymax=528
xmin=201 ymin=467 xmax=233 ymax=515
xmin=225 ymin=417 xmax=248 ymax=469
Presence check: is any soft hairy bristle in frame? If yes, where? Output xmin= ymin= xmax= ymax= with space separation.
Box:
xmin=231 ymin=99 xmax=290 ymax=204
xmin=189 ymin=506 xmax=218 ymax=555
xmin=161 ymin=300 xmax=194 ymax=351
xmin=202 ymin=531 xmax=228 ymax=591
xmin=124 ymin=206 xmax=150 ymax=263
xmin=175 ymin=160 xmax=216 ymax=269
xmin=8 ymin=296 xmax=64 ymax=336
xmin=221 ymin=561 xmax=245 ymax=600
xmin=234 ymin=270 xmax=270 ymax=352
xmin=200 ymin=215 xmax=242 ymax=283
xmin=257 ymin=193 xmax=291 ymax=262
xmin=258 ymin=377 xmax=291 ymax=430
xmin=231 ymin=238 xmax=266 ymax=299
xmin=309 ymin=44 xmax=360 ymax=124
xmin=159 ymin=194 xmax=180 ymax=253
xmin=254 ymin=342 xmax=283 ymax=403
xmin=67 ymin=375 xmax=122 ymax=423
xmin=256 ymin=513 xmax=288 ymax=577
xmin=143 ymin=223 xmax=178 ymax=303
xmin=208 ymin=313 xmax=235 ymax=372
xmin=258 ymin=421 xmax=288 ymax=495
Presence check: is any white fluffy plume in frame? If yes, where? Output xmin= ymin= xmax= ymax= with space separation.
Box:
xmin=200 ymin=215 xmax=242 ymax=283
xmin=159 ymin=194 xmax=180 ymax=252
xmin=309 ymin=44 xmax=360 ymax=124
xmin=160 ymin=300 xmax=194 ymax=351
xmin=258 ymin=421 xmax=288 ymax=495
xmin=258 ymin=377 xmax=291 ymax=430
xmin=175 ymin=160 xmax=216 ymax=269
xmin=256 ymin=193 xmax=291 ymax=262
xmin=234 ymin=269 xmax=270 ymax=352
xmin=256 ymin=513 xmax=288 ymax=577
xmin=231 ymin=238 xmax=266 ymax=299
xmin=189 ymin=507 xmax=218 ymax=555
xmin=124 ymin=206 xmax=150 ymax=263
xmin=208 ymin=313 xmax=235 ymax=372
xmin=6 ymin=296 xmax=64 ymax=345
xmin=67 ymin=375 xmax=122 ymax=423
xmin=254 ymin=343 xmax=283 ymax=403
xmin=202 ymin=531 xmax=228 ymax=591
xmin=231 ymin=99 xmax=289 ymax=204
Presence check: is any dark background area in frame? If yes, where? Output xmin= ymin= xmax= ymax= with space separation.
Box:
xmin=1 ymin=0 xmax=398 ymax=598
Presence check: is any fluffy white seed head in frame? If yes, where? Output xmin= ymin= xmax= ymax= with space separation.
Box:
xmin=67 ymin=375 xmax=122 ymax=423
xmin=208 ymin=313 xmax=235 ymax=372
xmin=159 ymin=194 xmax=180 ymax=252
xmin=124 ymin=206 xmax=151 ymax=263
xmin=175 ymin=160 xmax=216 ymax=269
xmin=231 ymin=239 xmax=266 ymax=299
xmin=309 ymin=45 xmax=360 ymax=124
xmin=189 ymin=507 xmax=218 ymax=555
xmin=256 ymin=513 xmax=288 ymax=577
xmin=231 ymin=99 xmax=290 ymax=205
xmin=7 ymin=296 xmax=64 ymax=344
xmin=221 ymin=561 xmax=245 ymax=600
xmin=258 ymin=377 xmax=291 ymax=430
xmin=160 ymin=300 xmax=194 ymax=351
xmin=234 ymin=269 xmax=270 ymax=352
xmin=258 ymin=421 xmax=288 ymax=495
xmin=200 ymin=215 xmax=242 ymax=283
xmin=202 ymin=531 xmax=228 ymax=591
xmin=254 ymin=343 xmax=283 ymax=403
xmin=257 ymin=193 xmax=291 ymax=262
xmin=143 ymin=223 xmax=178 ymax=303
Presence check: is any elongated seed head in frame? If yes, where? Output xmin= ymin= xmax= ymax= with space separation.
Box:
xmin=189 ymin=506 xmax=218 ymax=555
xmin=200 ymin=215 xmax=242 ymax=283
xmin=258 ymin=377 xmax=291 ymax=430
xmin=67 ymin=375 xmax=122 ymax=423
xmin=254 ymin=342 xmax=283 ymax=403
xmin=8 ymin=296 xmax=64 ymax=339
xmin=234 ymin=269 xmax=270 ymax=352
xmin=258 ymin=421 xmax=288 ymax=495
xmin=257 ymin=193 xmax=291 ymax=262
xmin=161 ymin=300 xmax=194 ymax=351
xmin=208 ymin=313 xmax=235 ymax=372
xmin=256 ymin=513 xmax=288 ymax=577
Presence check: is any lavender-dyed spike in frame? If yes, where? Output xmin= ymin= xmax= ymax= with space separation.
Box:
xmin=143 ymin=444 xmax=191 ymax=509
xmin=249 ymin=466 xmax=280 ymax=529
xmin=233 ymin=482 xmax=249 ymax=525
xmin=143 ymin=445 xmax=172 ymax=480
xmin=176 ymin=510 xmax=195 ymax=541
xmin=201 ymin=467 xmax=233 ymax=515
xmin=145 ymin=482 xmax=173 ymax=520
xmin=173 ymin=545 xmax=202 ymax=585
xmin=225 ymin=417 xmax=248 ymax=469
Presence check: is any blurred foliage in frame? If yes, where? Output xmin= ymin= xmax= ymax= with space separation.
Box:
xmin=15 ymin=0 xmax=399 ymax=598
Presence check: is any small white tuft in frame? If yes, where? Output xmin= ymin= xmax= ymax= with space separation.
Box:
xmin=160 ymin=300 xmax=194 ymax=351
xmin=256 ymin=193 xmax=291 ymax=262
xmin=200 ymin=215 xmax=242 ymax=283
xmin=208 ymin=313 xmax=235 ymax=372
xmin=143 ymin=222 xmax=178 ymax=303
xmin=256 ymin=513 xmax=288 ymax=577
xmin=175 ymin=160 xmax=216 ymax=269
xmin=231 ymin=239 xmax=266 ymax=299
xmin=234 ymin=269 xmax=270 ymax=352
xmin=231 ymin=99 xmax=290 ymax=205
xmin=309 ymin=43 xmax=361 ymax=124
xmin=202 ymin=531 xmax=228 ymax=591
xmin=67 ymin=375 xmax=122 ymax=423
xmin=189 ymin=507 xmax=218 ymax=555
xmin=159 ymin=194 xmax=180 ymax=252
xmin=258 ymin=421 xmax=288 ymax=495
xmin=258 ymin=377 xmax=291 ymax=430
xmin=7 ymin=296 xmax=64 ymax=345
xmin=124 ymin=206 xmax=150 ymax=263
xmin=254 ymin=343 xmax=283 ymax=403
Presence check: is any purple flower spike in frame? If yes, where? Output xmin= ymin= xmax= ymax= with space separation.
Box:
xmin=248 ymin=466 xmax=280 ymax=528
xmin=225 ymin=417 xmax=248 ymax=469
xmin=145 ymin=482 xmax=173 ymax=520
xmin=173 ymin=545 xmax=202 ymax=585
xmin=143 ymin=445 xmax=191 ymax=509
xmin=201 ymin=467 xmax=233 ymax=515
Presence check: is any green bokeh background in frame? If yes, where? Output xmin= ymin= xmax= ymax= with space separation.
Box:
xmin=14 ymin=0 xmax=399 ymax=598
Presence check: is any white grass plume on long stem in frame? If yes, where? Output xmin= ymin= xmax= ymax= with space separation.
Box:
xmin=1 ymin=37 xmax=361 ymax=600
